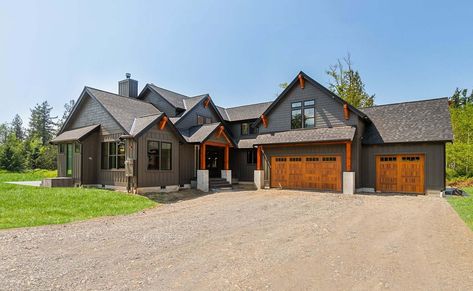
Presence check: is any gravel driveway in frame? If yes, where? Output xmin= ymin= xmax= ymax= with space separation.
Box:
xmin=1 ymin=190 xmax=473 ymax=290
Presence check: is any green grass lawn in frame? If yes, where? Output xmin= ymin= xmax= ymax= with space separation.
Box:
xmin=448 ymin=187 xmax=473 ymax=231
xmin=0 ymin=170 xmax=156 ymax=229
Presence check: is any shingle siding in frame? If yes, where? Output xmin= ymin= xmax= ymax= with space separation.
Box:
xmin=175 ymin=100 xmax=220 ymax=130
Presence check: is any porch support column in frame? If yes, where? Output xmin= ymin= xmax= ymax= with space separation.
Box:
xmin=197 ymin=143 xmax=209 ymax=192
xmin=254 ymin=145 xmax=265 ymax=189
xmin=221 ymin=144 xmax=232 ymax=184
xmin=343 ymin=141 xmax=355 ymax=195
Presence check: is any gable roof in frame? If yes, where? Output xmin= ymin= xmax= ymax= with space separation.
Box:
xmin=253 ymin=71 xmax=368 ymax=127
xmin=51 ymin=124 xmax=100 ymax=143
xmin=146 ymin=84 xmax=189 ymax=109
xmin=179 ymin=122 xmax=236 ymax=146
xmin=237 ymin=126 xmax=356 ymax=148
xmin=85 ymin=87 xmax=161 ymax=133
xmin=129 ymin=114 xmax=163 ymax=137
xmin=361 ymin=97 xmax=453 ymax=144
xmin=219 ymin=101 xmax=273 ymax=122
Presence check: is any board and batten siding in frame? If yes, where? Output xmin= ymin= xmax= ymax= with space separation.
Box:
xmin=360 ymin=142 xmax=446 ymax=192
xmin=141 ymin=90 xmax=178 ymax=117
xmin=57 ymin=150 xmax=66 ymax=177
xmin=175 ymin=100 xmax=220 ymax=130
xmin=137 ymin=124 xmax=180 ymax=187
xmin=231 ymin=149 xmax=256 ymax=182
xmin=179 ymin=144 xmax=195 ymax=185
xmin=67 ymin=94 xmax=124 ymax=136
xmin=258 ymin=81 xmax=358 ymax=134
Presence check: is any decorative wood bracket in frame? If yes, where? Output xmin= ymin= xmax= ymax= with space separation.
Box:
xmin=261 ymin=114 xmax=268 ymax=128
xmin=204 ymin=96 xmax=211 ymax=108
xmin=298 ymin=73 xmax=305 ymax=89
xmin=343 ymin=104 xmax=350 ymax=120
xmin=159 ymin=116 xmax=168 ymax=130
xmin=217 ymin=125 xmax=225 ymax=137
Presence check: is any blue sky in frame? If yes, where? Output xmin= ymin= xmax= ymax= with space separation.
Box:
xmin=1 ymin=0 xmax=472 ymax=124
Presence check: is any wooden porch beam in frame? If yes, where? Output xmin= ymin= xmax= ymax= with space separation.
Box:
xmin=200 ymin=143 xmax=206 ymax=170
xmin=256 ymin=145 xmax=262 ymax=170
xmin=224 ymin=144 xmax=229 ymax=170
xmin=346 ymin=141 xmax=352 ymax=172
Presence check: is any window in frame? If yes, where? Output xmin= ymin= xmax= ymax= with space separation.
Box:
xmin=58 ymin=144 xmax=65 ymax=154
xmin=147 ymin=141 xmax=160 ymax=170
xmin=291 ymin=100 xmax=315 ymax=129
xmin=241 ymin=123 xmax=258 ymax=135
xmin=197 ymin=115 xmax=212 ymax=125
xmin=74 ymin=143 xmax=81 ymax=153
xmin=147 ymin=141 xmax=173 ymax=170
xmin=247 ymin=149 xmax=257 ymax=164
xmin=101 ymin=142 xmax=125 ymax=170
xmin=197 ymin=115 xmax=204 ymax=125
xmin=161 ymin=142 xmax=172 ymax=170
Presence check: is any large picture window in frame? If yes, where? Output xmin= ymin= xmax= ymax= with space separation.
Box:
xmin=291 ymin=100 xmax=315 ymax=129
xmin=147 ymin=141 xmax=172 ymax=170
xmin=101 ymin=142 xmax=125 ymax=169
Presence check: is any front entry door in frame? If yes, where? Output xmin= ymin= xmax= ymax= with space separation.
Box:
xmin=66 ymin=143 xmax=73 ymax=177
xmin=206 ymin=146 xmax=224 ymax=178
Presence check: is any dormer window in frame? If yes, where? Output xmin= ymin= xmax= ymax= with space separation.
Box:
xmin=197 ymin=115 xmax=212 ymax=125
xmin=241 ymin=122 xmax=258 ymax=135
xmin=291 ymin=100 xmax=315 ymax=129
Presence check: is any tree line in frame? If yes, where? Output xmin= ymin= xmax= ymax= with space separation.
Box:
xmin=0 ymin=100 xmax=74 ymax=171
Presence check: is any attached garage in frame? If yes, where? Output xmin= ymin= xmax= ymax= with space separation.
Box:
xmin=376 ymin=154 xmax=425 ymax=194
xmin=270 ymin=155 xmax=342 ymax=191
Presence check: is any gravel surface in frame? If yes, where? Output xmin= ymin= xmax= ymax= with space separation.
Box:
xmin=1 ymin=190 xmax=473 ymax=290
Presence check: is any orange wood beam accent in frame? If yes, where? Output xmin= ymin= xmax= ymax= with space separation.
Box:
xmin=256 ymin=145 xmax=262 ymax=170
xmin=200 ymin=143 xmax=206 ymax=170
xmin=217 ymin=125 xmax=224 ymax=137
xmin=343 ymin=104 xmax=350 ymax=120
xmin=204 ymin=96 xmax=211 ymax=108
xmin=204 ymin=141 xmax=228 ymax=148
xmin=261 ymin=114 xmax=268 ymax=128
xmin=158 ymin=116 xmax=168 ymax=130
xmin=224 ymin=144 xmax=229 ymax=170
xmin=346 ymin=141 xmax=352 ymax=172
xmin=298 ymin=73 xmax=305 ymax=89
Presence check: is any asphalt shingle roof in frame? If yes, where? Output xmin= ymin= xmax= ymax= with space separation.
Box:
xmin=148 ymin=84 xmax=189 ymax=109
xmin=237 ymin=126 xmax=356 ymax=148
xmin=86 ymin=87 xmax=161 ymax=133
xmin=179 ymin=123 xmax=221 ymax=143
xmin=222 ymin=101 xmax=273 ymax=122
xmin=129 ymin=114 xmax=163 ymax=137
xmin=51 ymin=124 xmax=99 ymax=143
xmin=361 ymin=98 xmax=453 ymax=144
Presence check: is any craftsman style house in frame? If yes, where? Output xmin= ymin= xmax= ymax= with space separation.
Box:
xmin=52 ymin=72 xmax=453 ymax=194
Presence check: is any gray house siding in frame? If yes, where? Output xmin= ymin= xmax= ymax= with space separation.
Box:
xmin=67 ymin=94 xmax=124 ymax=136
xmin=231 ymin=149 xmax=256 ymax=182
xmin=360 ymin=142 xmax=446 ymax=192
xmin=136 ymin=124 xmax=180 ymax=187
xmin=258 ymin=81 xmax=358 ymax=134
xmin=141 ymin=90 xmax=177 ymax=117
xmin=179 ymin=144 xmax=195 ymax=185
xmin=175 ymin=101 xmax=220 ymax=130
xmin=57 ymin=149 xmax=66 ymax=177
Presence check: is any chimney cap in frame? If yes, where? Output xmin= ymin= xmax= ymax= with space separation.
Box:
xmin=126 ymin=73 xmax=131 ymax=79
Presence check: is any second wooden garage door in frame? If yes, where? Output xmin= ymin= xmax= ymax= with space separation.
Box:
xmin=376 ymin=154 xmax=425 ymax=194
xmin=271 ymin=155 xmax=341 ymax=191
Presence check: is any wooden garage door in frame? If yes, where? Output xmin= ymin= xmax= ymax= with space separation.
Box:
xmin=271 ymin=155 xmax=341 ymax=191
xmin=376 ymin=154 xmax=425 ymax=194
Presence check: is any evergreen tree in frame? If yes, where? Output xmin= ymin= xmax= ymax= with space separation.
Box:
xmin=449 ymin=88 xmax=473 ymax=108
xmin=57 ymin=99 xmax=75 ymax=132
xmin=0 ymin=123 xmax=9 ymax=144
xmin=11 ymin=114 xmax=24 ymax=140
xmin=0 ymin=133 xmax=25 ymax=171
xmin=28 ymin=101 xmax=57 ymax=145
xmin=326 ymin=54 xmax=375 ymax=108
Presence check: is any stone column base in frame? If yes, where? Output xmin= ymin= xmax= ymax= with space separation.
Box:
xmin=254 ymin=170 xmax=265 ymax=190
xmin=221 ymin=170 xmax=232 ymax=184
xmin=343 ymin=172 xmax=355 ymax=194
xmin=197 ymin=170 xmax=209 ymax=192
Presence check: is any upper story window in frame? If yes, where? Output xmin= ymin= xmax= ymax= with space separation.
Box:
xmin=197 ymin=115 xmax=212 ymax=125
xmin=291 ymin=100 xmax=315 ymax=129
xmin=101 ymin=142 xmax=125 ymax=170
xmin=241 ymin=123 xmax=258 ymax=135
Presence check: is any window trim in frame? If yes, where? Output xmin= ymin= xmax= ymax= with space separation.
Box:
xmin=160 ymin=141 xmax=173 ymax=171
xmin=291 ymin=99 xmax=315 ymax=129
xmin=101 ymin=141 xmax=125 ymax=170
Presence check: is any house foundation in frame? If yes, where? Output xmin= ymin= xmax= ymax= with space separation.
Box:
xmin=254 ymin=170 xmax=265 ymax=189
xmin=343 ymin=172 xmax=355 ymax=194
xmin=197 ymin=169 xmax=209 ymax=192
